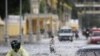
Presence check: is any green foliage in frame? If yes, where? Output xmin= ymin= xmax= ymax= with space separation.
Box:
xmin=0 ymin=0 xmax=5 ymax=19
xmin=22 ymin=0 xmax=30 ymax=14
xmin=0 ymin=0 xmax=30 ymax=19
xmin=39 ymin=0 xmax=45 ymax=13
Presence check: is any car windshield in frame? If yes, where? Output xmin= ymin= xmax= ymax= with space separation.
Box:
xmin=59 ymin=29 xmax=71 ymax=33
xmin=76 ymin=49 xmax=100 ymax=56
xmin=93 ymin=32 xmax=100 ymax=36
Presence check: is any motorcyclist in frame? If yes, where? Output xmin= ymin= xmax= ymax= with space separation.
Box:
xmin=75 ymin=31 xmax=79 ymax=39
xmin=84 ymin=28 xmax=91 ymax=39
xmin=6 ymin=40 xmax=29 ymax=56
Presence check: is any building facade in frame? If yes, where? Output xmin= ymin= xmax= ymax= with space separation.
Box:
xmin=24 ymin=14 xmax=59 ymax=35
xmin=74 ymin=0 xmax=100 ymax=28
xmin=30 ymin=0 xmax=40 ymax=14
xmin=4 ymin=15 xmax=25 ymax=38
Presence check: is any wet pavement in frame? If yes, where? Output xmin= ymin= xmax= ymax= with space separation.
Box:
xmin=0 ymin=32 xmax=87 ymax=56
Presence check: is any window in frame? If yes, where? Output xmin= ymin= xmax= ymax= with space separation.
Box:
xmin=59 ymin=29 xmax=71 ymax=33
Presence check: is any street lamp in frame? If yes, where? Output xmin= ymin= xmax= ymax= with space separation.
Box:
xmin=4 ymin=0 xmax=9 ymax=46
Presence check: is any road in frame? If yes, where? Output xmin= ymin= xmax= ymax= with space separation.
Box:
xmin=23 ymin=33 xmax=87 ymax=56
xmin=0 ymin=32 xmax=88 ymax=56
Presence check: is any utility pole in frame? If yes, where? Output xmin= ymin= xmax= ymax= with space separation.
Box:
xmin=44 ymin=0 xmax=48 ymax=38
xmin=29 ymin=0 xmax=33 ymax=43
xmin=4 ymin=0 xmax=9 ymax=46
xmin=36 ymin=0 xmax=40 ymax=42
xmin=37 ymin=15 xmax=40 ymax=41
xmin=19 ymin=0 xmax=23 ymax=44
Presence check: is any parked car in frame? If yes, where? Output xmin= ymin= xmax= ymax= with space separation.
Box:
xmin=76 ymin=45 xmax=100 ymax=56
xmin=58 ymin=27 xmax=73 ymax=41
xmin=88 ymin=31 xmax=100 ymax=44
xmin=91 ymin=28 xmax=100 ymax=33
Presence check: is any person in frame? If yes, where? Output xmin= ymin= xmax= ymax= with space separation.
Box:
xmin=40 ymin=29 xmax=44 ymax=34
xmin=49 ymin=36 xmax=56 ymax=53
xmin=6 ymin=40 xmax=29 ymax=56
xmin=49 ymin=44 xmax=56 ymax=53
xmin=50 ymin=36 xmax=54 ymax=45
xmin=84 ymin=28 xmax=91 ymax=39
xmin=75 ymin=31 xmax=79 ymax=39
xmin=48 ymin=30 xmax=53 ymax=38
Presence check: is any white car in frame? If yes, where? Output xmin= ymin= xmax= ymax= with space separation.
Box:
xmin=76 ymin=45 xmax=100 ymax=56
xmin=58 ymin=27 xmax=73 ymax=41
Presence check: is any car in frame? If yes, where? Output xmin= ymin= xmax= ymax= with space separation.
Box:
xmin=88 ymin=31 xmax=100 ymax=44
xmin=91 ymin=28 xmax=100 ymax=33
xmin=58 ymin=27 xmax=73 ymax=41
xmin=76 ymin=45 xmax=100 ymax=56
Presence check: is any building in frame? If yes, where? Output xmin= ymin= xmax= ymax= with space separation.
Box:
xmin=47 ymin=0 xmax=57 ymax=12
xmin=62 ymin=3 xmax=72 ymax=26
xmin=24 ymin=14 xmax=59 ymax=35
xmin=7 ymin=15 xmax=24 ymax=37
xmin=30 ymin=0 xmax=40 ymax=14
xmin=30 ymin=0 xmax=73 ymax=29
xmin=69 ymin=19 xmax=79 ymax=31
xmin=24 ymin=0 xmax=73 ymax=42
xmin=73 ymin=0 xmax=100 ymax=28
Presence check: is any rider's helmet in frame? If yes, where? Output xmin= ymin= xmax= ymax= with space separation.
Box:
xmin=11 ymin=40 xmax=21 ymax=52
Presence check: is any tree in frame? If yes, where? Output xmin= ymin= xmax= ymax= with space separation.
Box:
xmin=0 ymin=0 xmax=5 ymax=19
xmin=0 ymin=0 xmax=30 ymax=19
xmin=39 ymin=0 xmax=45 ymax=13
